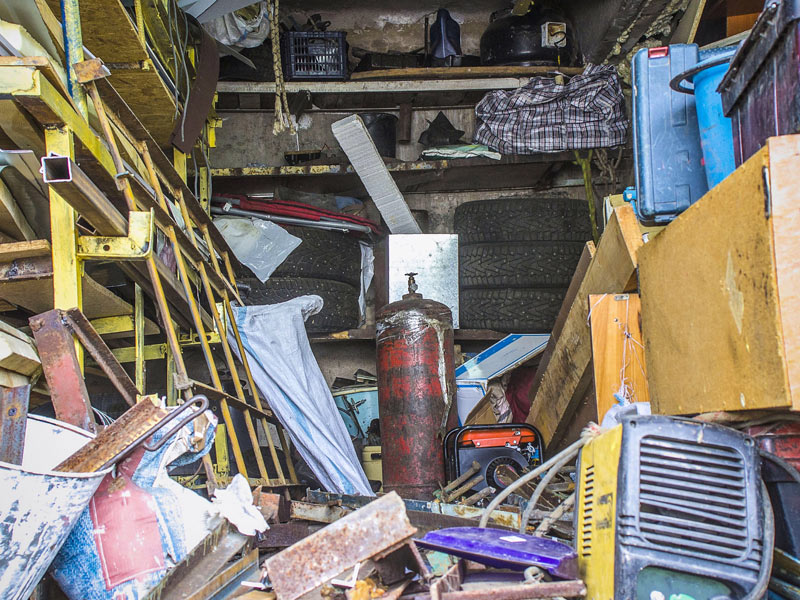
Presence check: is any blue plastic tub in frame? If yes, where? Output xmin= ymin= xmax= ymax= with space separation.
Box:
xmin=671 ymin=46 xmax=737 ymax=189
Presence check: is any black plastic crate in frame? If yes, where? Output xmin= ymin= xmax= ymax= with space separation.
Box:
xmin=281 ymin=31 xmax=347 ymax=81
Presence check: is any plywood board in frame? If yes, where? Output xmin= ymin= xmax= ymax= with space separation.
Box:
xmin=0 ymin=329 xmax=39 ymax=376
xmin=589 ymin=293 xmax=649 ymax=421
xmin=0 ymin=270 xmax=137 ymax=320
xmin=0 ymin=240 xmax=50 ymax=261
xmin=527 ymin=241 xmax=596 ymax=410
xmin=350 ymin=65 xmax=584 ymax=81
xmin=526 ymin=205 xmax=643 ymax=447
xmin=768 ymin=136 xmax=800 ymax=414
xmin=639 ymin=139 xmax=797 ymax=414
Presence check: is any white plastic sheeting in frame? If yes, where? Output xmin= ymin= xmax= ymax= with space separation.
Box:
xmin=215 ymin=216 xmax=301 ymax=282
xmin=229 ymin=297 xmax=373 ymax=496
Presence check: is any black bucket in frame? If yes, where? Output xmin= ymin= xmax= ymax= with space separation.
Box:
xmin=360 ymin=113 xmax=398 ymax=158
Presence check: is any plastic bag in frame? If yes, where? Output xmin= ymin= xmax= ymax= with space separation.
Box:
xmin=214 ymin=216 xmax=301 ymax=282
xmin=201 ymin=1 xmax=269 ymax=48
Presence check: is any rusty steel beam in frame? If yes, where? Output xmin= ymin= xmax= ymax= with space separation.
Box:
xmin=185 ymin=548 xmax=259 ymax=600
xmin=440 ymin=580 xmax=586 ymax=599
xmin=54 ymin=395 xmax=169 ymax=472
xmin=266 ymin=492 xmax=417 ymax=600
xmin=29 ymin=309 xmax=95 ymax=433
xmin=62 ymin=308 xmax=139 ymax=407
xmin=0 ymin=385 xmax=30 ymax=464
xmin=143 ymin=522 xmax=249 ymax=600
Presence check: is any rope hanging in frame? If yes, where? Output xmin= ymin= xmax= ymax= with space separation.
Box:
xmin=268 ymin=0 xmax=295 ymax=135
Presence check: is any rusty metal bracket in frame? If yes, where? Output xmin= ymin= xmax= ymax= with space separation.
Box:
xmin=143 ymin=521 xmax=251 ymax=600
xmin=266 ymin=492 xmax=417 ymax=600
xmin=30 ymin=310 xmax=96 ymax=433
xmin=0 ymin=385 xmax=30 ymax=464
xmin=77 ymin=209 xmax=154 ymax=261
xmin=61 ymin=307 xmax=140 ymax=407
xmin=72 ymin=58 xmax=111 ymax=84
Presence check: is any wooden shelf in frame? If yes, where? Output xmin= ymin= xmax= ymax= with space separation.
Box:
xmin=309 ymin=327 xmax=506 ymax=343
xmin=211 ymin=153 xmax=573 ymax=179
xmin=217 ymin=67 xmax=582 ymax=110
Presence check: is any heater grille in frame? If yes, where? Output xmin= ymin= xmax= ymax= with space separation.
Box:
xmin=628 ymin=435 xmax=759 ymax=569
xmin=578 ymin=464 xmax=595 ymax=556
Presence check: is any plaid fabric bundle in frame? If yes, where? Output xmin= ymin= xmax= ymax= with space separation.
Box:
xmin=474 ymin=64 xmax=628 ymax=154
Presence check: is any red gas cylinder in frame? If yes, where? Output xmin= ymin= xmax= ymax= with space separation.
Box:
xmin=376 ymin=273 xmax=457 ymax=499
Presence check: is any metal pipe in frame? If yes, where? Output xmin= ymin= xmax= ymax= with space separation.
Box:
xmin=444 ymin=474 xmax=485 ymax=503
xmin=60 ymin=0 xmax=88 ymax=117
xmin=443 ymin=461 xmax=481 ymax=494
xmin=210 ymin=205 xmax=372 ymax=233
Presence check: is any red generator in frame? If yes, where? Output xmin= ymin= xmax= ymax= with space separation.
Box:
xmin=444 ymin=424 xmax=543 ymax=493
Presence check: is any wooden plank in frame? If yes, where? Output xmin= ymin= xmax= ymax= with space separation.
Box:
xmin=768 ymin=136 xmax=800 ymax=413
xmin=219 ymin=78 xmax=542 ymax=95
xmin=526 ymin=206 xmax=643 ymax=448
xmin=0 ymin=178 xmax=36 ymax=241
xmin=670 ymin=0 xmax=708 ymax=43
xmin=0 ymin=240 xmax=50 ymax=261
xmin=588 ymin=293 xmax=649 ymax=422
xmin=350 ymin=65 xmax=584 ymax=81
xmin=0 ymin=263 xmax=140 ymax=321
xmin=0 ymin=99 xmax=46 ymax=154
xmin=0 ymin=367 xmax=29 ymax=388
xmin=639 ymin=139 xmax=797 ymax=414
xmin=0 ymin=329 xmax=40 ymax=377
xmin=45 ymin=0 xmax=147 ymax=63
xmin=526 ymin=241 xmax=596 ymax=412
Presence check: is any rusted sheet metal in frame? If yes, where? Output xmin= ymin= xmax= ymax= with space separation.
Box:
xmin=440 ymin=580 xmax=586 ymax=599
xmin=257 ymin=522 xmax=314 ymax=549
xmin=62 ymin=308 xmax=139 ymax=406
xmin=289 ymin=500 xmax=351 ymax=523
xmin=253 ymin=489 xmax=282 ymax=523
xmin=53 ymin=395 xmax=208 ymax=473
xmin=430 ymin=561 xmax=464 ymax=600
xmin=423 ymin=560 xmax=586 ymax=600
xmin=265 ymin=492 xmax=417 ymax=600
xmin=144 ymin=521 xmax=249 ymax=600
xmin=305 ymin=490 xmax=539 ymax=531
xmin=54 ymin=395 xmax=168 ymax=472
xmin=29 ymin=309 xmax=96 ymax=433
xmin=0 ymin=385 xmax=30 ymax=464
xmin=185 ymin=548 xmax=259 ymax=600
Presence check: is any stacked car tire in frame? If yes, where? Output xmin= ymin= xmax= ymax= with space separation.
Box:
xmin=454 ymin=197 xmax=592 ymax=332
xmin=237 ymin=226 xmax=363 ymax=333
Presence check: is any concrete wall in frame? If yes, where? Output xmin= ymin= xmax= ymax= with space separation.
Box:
xmin=212 ymin=108 xmax=477 ymax=167
xmin=279 ymin=1 xmax=508 ymax=57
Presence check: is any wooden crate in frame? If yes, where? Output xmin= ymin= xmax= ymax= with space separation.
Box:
xmin=639 ymin=135 xmax=800 ymax=414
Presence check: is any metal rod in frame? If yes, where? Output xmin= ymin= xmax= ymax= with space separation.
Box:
xmin=198 ymin=224 xmax=287 ymax=484
xmin=135 ymin=283 xmax=145 ymax=393
xmin=176 ymin=195 xmax=272 ymax=484
xmin=210 ymin=206 xmax=372 ymax=234
xmin=139 ymin=143 xmax=251 ymax=479
xmin=462 ymin=486 xmax=495 ymax=506
xmin=444 ymin=474 xmax=485 ymax=503
xmin=83 ymin=82 xmax=190 ymax=396
xmin=443 ymin=461 xmax=481 ymax=494
xmin=60 ymin=0 xmax=88 ymax=117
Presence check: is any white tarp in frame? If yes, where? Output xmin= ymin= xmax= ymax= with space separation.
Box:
xmin=229 ymin=297 xmax=373 ymax=496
